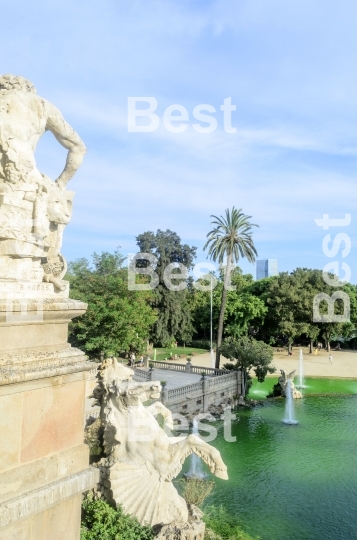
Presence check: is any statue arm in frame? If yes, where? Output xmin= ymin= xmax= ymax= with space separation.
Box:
xmin=45 ymin=102 xmax=86 ymax=189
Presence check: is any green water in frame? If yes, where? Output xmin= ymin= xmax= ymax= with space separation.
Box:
xmin=250 ymin=377 xmax=357 ymax=399
xmin=198 ymin=396 xmax=357 ymax=540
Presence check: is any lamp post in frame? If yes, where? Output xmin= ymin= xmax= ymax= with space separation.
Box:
xmin=210 ymin=273 xmax=215 ymax=369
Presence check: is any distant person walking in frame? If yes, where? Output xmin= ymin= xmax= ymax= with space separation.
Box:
xmin=139 ymin=355 xmax=144 ymax=367
xmin=329 ymin=354 xmax=333 ymax=365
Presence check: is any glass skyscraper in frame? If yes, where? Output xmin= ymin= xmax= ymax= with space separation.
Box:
xmin=256 ymin=259 xmax=278 ymax=280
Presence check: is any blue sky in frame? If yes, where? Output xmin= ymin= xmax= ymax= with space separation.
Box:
xmin=2 ymin=0 xmax=357 ymax=280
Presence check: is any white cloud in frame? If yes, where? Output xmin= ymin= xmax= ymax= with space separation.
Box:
xmin=2 ymin=0 xmax=357 ymax=276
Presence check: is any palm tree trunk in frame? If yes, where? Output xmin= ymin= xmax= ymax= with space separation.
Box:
xmin=309 ymin=340 xmax=313 ymax=354
xmin=215 ymin=254 xmax=232 ymax=368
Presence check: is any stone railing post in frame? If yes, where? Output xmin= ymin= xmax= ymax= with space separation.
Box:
xmin=237 ymin=370 xmax=242 ymax=396
xmin=202 ymin=377 xmax=209 ymax=412
xmin=185 ymin=359 xmax=192 ymax=373
xmin=161 ymin=387 xmax=169 ymax=406
xmin=144 ymin=356 xmax=149 ymax=368
xmin=148 ymin=368 xmax=154 ymax=381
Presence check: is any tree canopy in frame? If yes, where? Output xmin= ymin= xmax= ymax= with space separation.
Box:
xmin=189 ymin=269 xmax=267 ymax=343
xmin=220 ymin=336 xmax=275 ymax=394
xmin=135 ymin=229 xmax=196 ymax=347
xmin=246 ymin=268 xmax=356 ymax=351
xmin=67 ymin=250 xmax=157 ymax=358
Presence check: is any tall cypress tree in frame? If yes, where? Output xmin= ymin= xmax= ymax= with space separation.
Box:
xmin=136 ymin=229 xmax=197 ymax=346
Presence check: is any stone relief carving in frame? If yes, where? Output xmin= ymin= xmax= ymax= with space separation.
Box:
xmin=90 ymin=358 xmax=228 ymax=526
xmin=0 ymin=74 xmax=86 ymax=293
xmin=0 ymin=345 xmax=89 ymax=386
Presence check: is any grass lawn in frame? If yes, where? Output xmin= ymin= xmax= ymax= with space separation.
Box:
xmin=154 ymin=347 xmax=208 ymax=361
xmin=250 ymin=376 xmax=357 ymax=399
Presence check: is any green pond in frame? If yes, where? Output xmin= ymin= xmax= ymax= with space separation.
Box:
xmin=182 ymin=384 xmax=357 ymax=540
xmin=250 ymin=376 xmax=357 ymax=398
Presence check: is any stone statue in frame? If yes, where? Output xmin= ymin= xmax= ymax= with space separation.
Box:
xmin=278 ymin=369 xmax=302 ymax=399
xmin=90 ymin=358 xmax=228 ymax=526
xmin=0 ymin=74 xmax=86 ymax=294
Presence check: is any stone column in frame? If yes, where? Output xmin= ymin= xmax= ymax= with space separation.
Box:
xmin=0 ymin=293 xmax=99 ymax=540
xmin=185 ymin=359 xmax=192 ymax=373
xmin=161 ymin=387 xmax=169 ymax=406
xmin=237 ymin=370 xmax=243 ymax=396
xmin=202 ymin=377 xmax=209 ymax=412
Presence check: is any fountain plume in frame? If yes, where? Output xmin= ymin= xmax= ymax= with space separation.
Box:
xmin=296 ymin=348 xmax=307 ymax=389
xmin=283 ymin=379 xmax=299 ymax=425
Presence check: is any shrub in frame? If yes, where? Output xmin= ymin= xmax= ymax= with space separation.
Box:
xmin=177 ymin=478 xmax=215 ymax=506
xmin=203 ymin=505 xmax=260 ymax=540
xmin=80 ymin=496 xmax=154 ymax=540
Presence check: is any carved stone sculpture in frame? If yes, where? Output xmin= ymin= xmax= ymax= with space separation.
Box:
xmin=0 ymin=76 xmax=97 ymax=540
xmin=0 ymin=74 xmax=86 ymax=294
xmin=278 ymin=369 xmax=302 ymax=399
xmin=90 ymin=358 xmax=228 ymax=526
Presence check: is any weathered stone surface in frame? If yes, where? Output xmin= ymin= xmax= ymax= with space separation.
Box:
xmin=0 ymin=453 xmax=58 ymax=503
xmin=0 ymin=443 xmax=89 ymax=503
xmin=0 ymin=493 xmax=83 ymax=540
xmin=0 ymin=468 xmax=98 ymax=530
xmin=155 ymin=520 xmax=205 ymax=540
xmin=0 ymin=392 xmax=22 ymax=471
xmin=30 ymin=494 xmax=82 ymax=540
xmin=0 ymin=519 xmax=32 ymax=540
xmin=21 ymin=379 xmax=85 ymax=462
xmin=58 ymin=443 xmax=89 ymax=478
xmin=0 ymin=345 xmax=90 ymax=386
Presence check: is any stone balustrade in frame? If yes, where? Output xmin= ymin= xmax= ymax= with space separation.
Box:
xmin=86 ymin=362 xmax=242 ymax=416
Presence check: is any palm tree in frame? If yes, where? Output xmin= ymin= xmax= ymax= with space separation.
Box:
xmin=204 ymin=207 xmax=258 ymax=368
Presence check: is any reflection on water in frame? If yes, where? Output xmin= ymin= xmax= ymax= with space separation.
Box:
xmin=203 ymin=396 xmax=357 ymax=540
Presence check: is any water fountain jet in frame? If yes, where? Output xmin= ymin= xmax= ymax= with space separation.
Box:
xmin=283 ymin=379 xmax=299 ymax=425
xmin=184 ymin=419 xmax=208 ymax=479
xmin=296 ymin=348 xmax=307 ymax=389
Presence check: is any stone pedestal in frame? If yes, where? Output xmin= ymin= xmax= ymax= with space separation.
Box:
xmin=0 ymin=295 xmax=98 ymax=539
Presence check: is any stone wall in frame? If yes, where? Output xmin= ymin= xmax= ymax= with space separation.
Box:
xmin=162 ymin=371 xmax=242 ymax=415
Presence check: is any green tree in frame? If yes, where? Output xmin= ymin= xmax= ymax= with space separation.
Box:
xmin=246 ymin=268 xmax=356 ymax=352
xmin=67 ymin=250 xmax=157 ymax=358
xmin=189 ymin=269 xmax=267 ymax=342
xmin=136 ymin=229 xmax=196 ymax=346
xmin=220 ymin=336 xmax=275 ymax=395
xmin=204 ymin=208 xmax=258 ymax=368
xmin=224 ymin=270 xmax=268 ymax=338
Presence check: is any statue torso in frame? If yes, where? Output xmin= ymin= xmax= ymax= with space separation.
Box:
xmin=0 ymin=90 xmax=48 ymax=183
xmin=0 ymin=89 xmax=47 ymax=146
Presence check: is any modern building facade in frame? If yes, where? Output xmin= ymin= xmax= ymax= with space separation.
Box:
xmin=256 ymin=259 xmax=278 ymax=280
